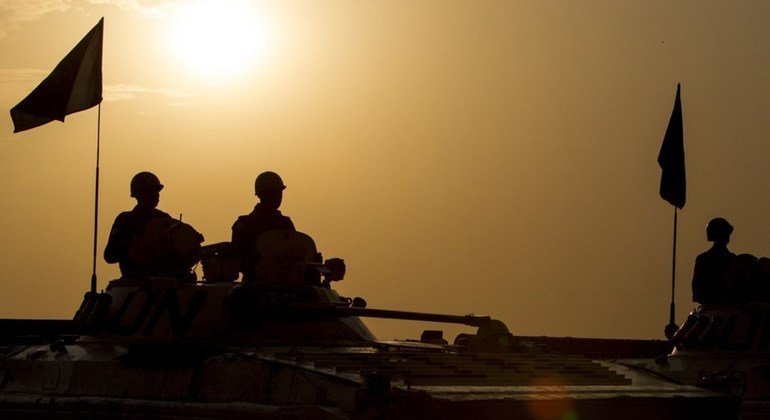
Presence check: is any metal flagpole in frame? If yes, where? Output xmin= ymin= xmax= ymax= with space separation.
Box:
xmin=90 ymin=103 xmax=101 ymax=293
xmin=666 ymin=206 xmax=678 ymax=338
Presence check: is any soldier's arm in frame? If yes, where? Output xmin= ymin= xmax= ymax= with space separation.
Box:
xmin=104 ymin=213 xmax=132 ymax=263
xmin=691 ymin=256 xmax=705 ymax=303
xmin=231 ymin=217 xmax=252 ymax=274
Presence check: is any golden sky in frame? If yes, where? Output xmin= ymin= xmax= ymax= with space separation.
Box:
xmin=1 ymin=0 xmax=770 ymax=341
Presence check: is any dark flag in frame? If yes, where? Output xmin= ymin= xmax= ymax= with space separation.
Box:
xmin=10 ymin=18 xmax=103 ymax=133
xmin=657 ymin=83 xmax=685 ymax=209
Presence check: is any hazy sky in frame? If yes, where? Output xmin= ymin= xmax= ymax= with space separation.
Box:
xmin=2 ymin=0 xmax=770 ymax=341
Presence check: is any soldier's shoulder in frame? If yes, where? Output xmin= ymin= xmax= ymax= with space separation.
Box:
xmin=113 ymin=211 xmax=134 ymax=222
xmin=153 ymin=209 xmax=172 ymax=218
xmin=232 ymin=214 xmax=252 ymax=230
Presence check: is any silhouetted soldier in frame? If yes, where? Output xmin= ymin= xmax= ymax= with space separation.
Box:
xmin=104 ymin=172 xmax=173 ymax=278
xmin=232 ymin=171 xmax=296 ymax=282
xmin=692 ymin=218 xmax=735 ymax=304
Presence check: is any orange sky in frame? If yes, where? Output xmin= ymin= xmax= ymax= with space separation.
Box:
xmin=2 ymin=1 xmax=770 ymax=341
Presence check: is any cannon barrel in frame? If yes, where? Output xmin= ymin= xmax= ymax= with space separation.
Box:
xmin=288 ymin=303 xmax=492 ymax=327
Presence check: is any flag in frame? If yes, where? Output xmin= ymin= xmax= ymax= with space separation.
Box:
xmin=657 ymin=83 xmax=685 ymax=209
xmin=10 ymin=18 xmax=103 ymax=133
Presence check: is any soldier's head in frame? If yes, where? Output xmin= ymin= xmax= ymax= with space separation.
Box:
xmin=130 ymin=171 xmax=163 ymax=209
xmin=706 ymin=217 xmax=733 ymax=245
xmin=254 ymin=171 xmax=286 ymax=211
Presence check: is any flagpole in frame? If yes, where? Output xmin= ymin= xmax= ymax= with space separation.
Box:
xmin=7 ymin=17 xmax=104 ymax=290
xmin=90 ymin=103 xmax=101 ymax=294
xmin=666 ymin=206 xmax=678 ymax=338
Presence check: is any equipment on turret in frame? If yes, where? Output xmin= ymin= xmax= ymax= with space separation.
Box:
xmin=253 ymin=229 xmax=346 ymax=286
xmin=201 ymin=242 xmax=239 ymax=282
xmin=128 ymin=217 xmax=203 ymax=280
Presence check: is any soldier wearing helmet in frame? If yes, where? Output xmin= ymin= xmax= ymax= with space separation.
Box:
xmin=104 ymin=171 xmax=173 ymax=278
xmin=232 ymin=171 xmax=296 ymax=282
xmin=692 ymin=217 xmax=736 ymax=304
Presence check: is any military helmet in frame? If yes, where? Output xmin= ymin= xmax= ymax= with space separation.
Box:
xmin=706 ymin=217 xmax=733 ymax=241
xmin=254 ymin=171 xmax=286 ymax=195
xmin=130 ymin=171 xmax=164 ymax=197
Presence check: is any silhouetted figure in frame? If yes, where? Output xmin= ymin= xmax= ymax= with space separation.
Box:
xmin=692 ymin=218 xmax=735 ymax=304
xmin=232 ymin=171 xmax=296 ymax=282
xmin=723 ymin=253 xmax=758 ymax=303
xmin=751 ymin=258 xmax=770 ymax=302
xmin=231 ymin=171 xmax=347 ymax=285
xmin=105 ymin=172 xmax=203 ymax=280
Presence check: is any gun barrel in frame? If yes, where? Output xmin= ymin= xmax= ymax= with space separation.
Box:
xmin=290 ymin=304 xmax=491 ymax=327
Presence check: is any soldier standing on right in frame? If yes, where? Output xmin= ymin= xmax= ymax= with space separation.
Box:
xmin=231 ymin=171 xmax=296 ymax=282
xmin=692 ymin=217 xmax=735 ymax=304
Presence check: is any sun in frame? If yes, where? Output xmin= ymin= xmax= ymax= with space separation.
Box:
xmin=166 ymin=0 xmax=272 ymax=80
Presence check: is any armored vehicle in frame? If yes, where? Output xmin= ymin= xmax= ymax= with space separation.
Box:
xmin=0 ymin=230 xmax=741 ymax=418
xmin=625 ymin=303 xmax=770 ymax=420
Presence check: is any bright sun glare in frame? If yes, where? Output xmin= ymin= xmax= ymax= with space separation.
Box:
xmin=166 ymin=0 xmax=271 ymax=80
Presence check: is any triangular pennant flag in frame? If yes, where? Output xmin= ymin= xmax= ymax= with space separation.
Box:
xmin=657 ymin=83 xmax=686 ymax=209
